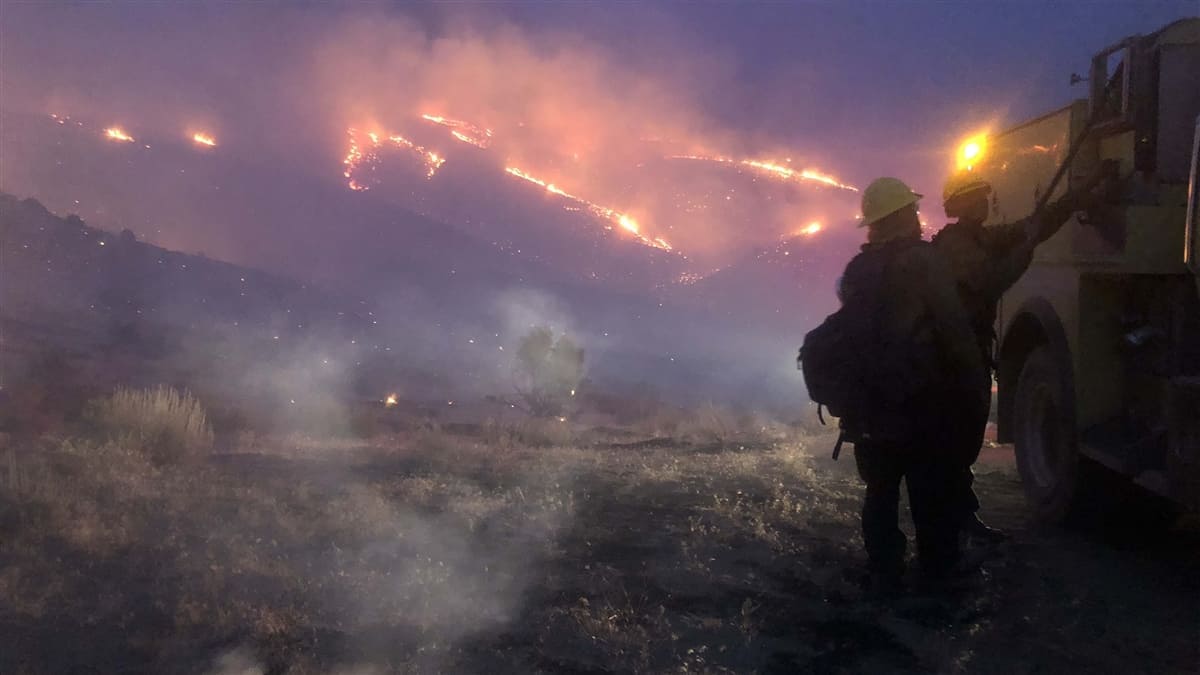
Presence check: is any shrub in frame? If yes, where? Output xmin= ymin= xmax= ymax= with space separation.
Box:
xmin=514 ymin=327 xmax=584 ymax=418
xmin=84 ymin=385 xmax=214 ymax=458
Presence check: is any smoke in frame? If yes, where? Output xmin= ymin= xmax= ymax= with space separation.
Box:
xmin=308 ymin=12 xmax=710 ymax=161
xmin=205 ymin=647 xmax=264 ymax=675
xmin=304 ymin=10 xmax=860 ymax=264
xmin=490 ymin=288 xmax=576 ymax=342
xmin=194 ymin=457 xmax=576 ymax=673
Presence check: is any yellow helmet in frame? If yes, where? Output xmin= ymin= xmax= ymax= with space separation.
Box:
xmin=942 ymin=172 xmax=991 ymax=205
xmin=860 ymin=177 xmax=922 ymax=226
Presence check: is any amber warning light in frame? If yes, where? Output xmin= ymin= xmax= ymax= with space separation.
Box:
xmin=957 ymin=134 xmax=987 ymax=170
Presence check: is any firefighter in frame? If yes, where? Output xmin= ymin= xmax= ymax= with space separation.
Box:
xmin=934 ymin=167 xmax=1111 ymax=543
xmin=935 ymin=174 xmax=1031 ymax=544
xmin=845 ymin=177 xmax=990 ymax=592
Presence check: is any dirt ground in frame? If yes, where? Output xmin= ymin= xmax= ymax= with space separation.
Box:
xmin=1 ymin=427 xmax=1197 ymax=674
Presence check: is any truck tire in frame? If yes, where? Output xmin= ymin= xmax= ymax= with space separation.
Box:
xmin=1013 ymin=345 xmax=1086 ymax=524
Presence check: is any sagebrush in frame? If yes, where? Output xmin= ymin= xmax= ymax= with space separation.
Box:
xmin=514 ymin=326 xmax=584 ymax=417
xmin=85 ymin=385 xmax=214 ymax=457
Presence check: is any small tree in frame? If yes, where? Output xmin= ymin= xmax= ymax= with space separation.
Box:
xmin=514 ymin=326 xmax=584 ymax=417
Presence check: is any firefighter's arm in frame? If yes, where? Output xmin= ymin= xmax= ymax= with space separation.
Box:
xmin=985 ymin=223 xmax=1035 ymax=293
xmin=1027 ymin=160 xmax=1120 ymax=244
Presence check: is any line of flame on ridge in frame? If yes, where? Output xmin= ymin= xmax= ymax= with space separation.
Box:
xmin=343 ymin=128 xmax=445 ymax=191
xmin=65 ymin=115 xmax=215 ymax=151
xmin=504 ymin=167 xmax=671 ymax=251
xmin=668 ymin=154 xmax=858 ymax=192
xmin=421 ymin=114 xmax=493 ymax=148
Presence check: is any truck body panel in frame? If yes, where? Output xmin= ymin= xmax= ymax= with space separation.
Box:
xmin=973 ymin=18 xmax=1200 ymax=513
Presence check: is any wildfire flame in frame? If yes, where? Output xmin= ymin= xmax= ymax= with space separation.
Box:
xmin=191 ymin=132 xmax=217 ymax=147
xmin=335 ymin=115 xmax=843 ymax=254
xmin=104 ymin=126 xmax=135 ymax=143
xmin=422 ymin=114 xmax=493 ymax=148
xmin=669 ymin=154 xmax=857 ymax=192
xmin=798 ymin=221 xmax=822 ymax=236
xmin=343 ymin=128 xmax=371 ymax=191
xmin=388 ymin=134 xmax=445 ymax=178
xmin=451 ymin=129 xmax=488 ymax=148
xmin=342 ymin=127 xmax=445 ymax=190
xmin=505 ymin=166 xmax=672 ymax=251
xmin=384 ymin=393 xmax=398 ymax=408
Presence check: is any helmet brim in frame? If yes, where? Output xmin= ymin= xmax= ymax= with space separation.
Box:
xmin=859 ymin=192 xmax=923 ymax=227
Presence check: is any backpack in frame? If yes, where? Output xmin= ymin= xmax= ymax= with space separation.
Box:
xmin=799 ymin=239 xmax=929 ymax=454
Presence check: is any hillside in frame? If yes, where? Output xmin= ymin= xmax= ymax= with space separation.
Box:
xmin=0 ymin=111 xmax=691 ymax=297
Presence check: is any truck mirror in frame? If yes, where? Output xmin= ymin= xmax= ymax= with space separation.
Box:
xmin=1089 ymin=42 xmax=1133 ymax=127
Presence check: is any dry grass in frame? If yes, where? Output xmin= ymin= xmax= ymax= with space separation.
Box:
xmin=2 ymin=424 xmax=841 ymax=672
xmin=671 ymin=403 xmax=792 ymax=448
xmin=84 ymin=385 xmax=213 ymax=458
xmin=482 ymin=416 xmax=575 ymax=449
xmin=633 ymin=405 xmax=685 ymax=438
xmin=2 ymin=416 xmax=1192 ymax=674
xmin=680 ymin=402 xmax=740 ymax=445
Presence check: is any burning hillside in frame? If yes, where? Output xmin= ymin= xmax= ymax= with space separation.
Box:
xmin=336 ymin=109 xmax=858 ymax=259
xmin=7 ymin=10 xmax=868 ymax=278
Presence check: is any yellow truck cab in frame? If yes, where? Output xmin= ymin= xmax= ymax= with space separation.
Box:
xmin=960 ymin=18 xmax=1200 ymax=522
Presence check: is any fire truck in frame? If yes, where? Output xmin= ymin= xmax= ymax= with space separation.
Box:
xmin=961 ymin=18 xmax=1200 ymax=523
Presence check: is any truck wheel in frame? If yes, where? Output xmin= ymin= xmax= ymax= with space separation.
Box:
xmin=1013 ymin=345 xmax=1085 ymax=524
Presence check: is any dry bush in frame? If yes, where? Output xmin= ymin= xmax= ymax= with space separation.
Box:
xmin=514 ymin=327 xmax=584 ymax=418
xmin=84 ymin=385 xmax=214 ymax=459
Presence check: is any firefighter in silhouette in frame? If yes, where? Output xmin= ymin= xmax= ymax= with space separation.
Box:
xmin=934 ymin=167 xmax=1112 ymax=544
xmin=841 ymin=177 xmax=989 ymax=591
